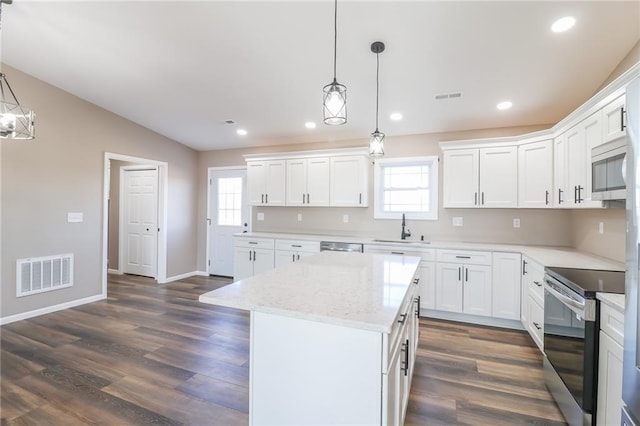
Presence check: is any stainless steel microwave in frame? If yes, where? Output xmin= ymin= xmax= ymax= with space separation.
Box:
xmin=592 ymin=138 xmax=626 ymax=200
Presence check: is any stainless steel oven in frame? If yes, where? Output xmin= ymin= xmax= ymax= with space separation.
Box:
xmin=542 ymin=267 xmax=625 ymax=426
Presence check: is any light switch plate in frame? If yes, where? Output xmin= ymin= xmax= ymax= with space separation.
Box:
xmin=67 ymin=212 xmax=83 ymax=223
xmin=257 ymin=212 xmax=265 ymax=221
xmin=297 ymin=213 xmax=302 ymax=222
xmin=452 ymin=217 xmax=463 ymax=227
xmin=513 ymin=218 xmax=521 ymax=228
xmin=599 ymin=222 xmax=604 ymax=234
xmin=343 ymin=214 xmax=349 ymax=223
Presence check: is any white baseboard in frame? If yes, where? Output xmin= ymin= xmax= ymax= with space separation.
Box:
xmin=421 ymin=309 xmax=524 ymax=331
xmin=107 ymin=268 xmax=122 ymax=275
xmin=0 ymin=293 xmax=106 ymax=326
xmin=162 ymin=270 xmax=209 ymax=283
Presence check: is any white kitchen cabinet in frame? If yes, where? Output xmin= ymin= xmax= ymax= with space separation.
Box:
xmin=435 ymin=250 xmax=492 ymax=317
xmin=274 ymin=239 xmax=320 ymax=268
xmin=330 ymin=155 xmax=369 ymax=207
xmin=597 ymin=303 xmax=625 ymax=426
xmin=286 ymin=157 xmax=330 ymax=206
xmin=601 ymin=94 xmax=626 ymax=144
xmin=521 ymin=256 xmax=545 ymax=351
xmin=492 ymin=252 xmax=521 ymax=320
xmin=233 ymin=237 xmax=275 ymax=280
xmin=419 ymin=261 xmax=436 ymax=310
xmin=518 ymin=140 xmax=553 ymax=208
xmin=443 ymin=146 xmax=517 ymax=208
xmin=527 ymin=295 xmax=544 ymax=350
xmin=246 ymin=160 xmax=286 ymax=206
xmin=554 ymin=112 xmax=603 ymax=208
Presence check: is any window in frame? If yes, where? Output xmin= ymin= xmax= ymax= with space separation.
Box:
xmin=374 ymin=156 xmax=439 ymax=220
xmin=217 ymin=177 xmax=243 ymax=226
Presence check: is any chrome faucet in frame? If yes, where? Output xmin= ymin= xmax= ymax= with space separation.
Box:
xmin=401 ymin=213 xmax=411 ymax=240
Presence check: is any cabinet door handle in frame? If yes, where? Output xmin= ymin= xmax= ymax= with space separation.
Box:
xmin=398 ymin=313 xmax=407 ymax=325
xmin=534 ymin=281 xmax=542 ymax=287
xmin=302 ymin=193 xmax=306 ymax=204
xmin=249 ymin=250 xmax=252 ymax=261
xmin=265 ymin=194 xmax=268 ymax=204
xmin=474 ymin=192 xmax=478 ymax=205
xmin=481 ymin=192 xmax=485 ymax=205
xmin=574 ymin=186 xmax=578 ymax=204
xmin=523 ymin=260 xmax=527 ymax=275
xmin=578 ymin=185 xmax=583 ymax=203
xmin=296 ymin=254 xmax=300 ymax=261
xmin=545 ymin=190 xmax=549 ymax=206
xmin=359 ymin=193 xmax=362 ymax=204
xmin=621 ymin=107 xmax=626 ymax=131
xmin=465 ymin=268 xmax=468 ymax=282
xmin=558 ymin=188 xmax=563 ymax=204
xmin=292 ymin=254 xmax=295 ymax=262
xmin=252 ymin=250 xmax=256 ymax=261
xmin=307 ymin=193 xmax=310 ymax=204
xmin=401 ymin=339 xmax=410 ymax=376
xmin=458 ymin=267 xmax=461 ymax=281
xmin=261 ymin=194 xmax=264 ymax=204
xmin=533 ymin=322 xmax=542 ymax=330
xmin=415 ymin=296 xmax=421 ymax=317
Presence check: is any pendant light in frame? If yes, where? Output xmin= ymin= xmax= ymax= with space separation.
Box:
xmin=323 ymin=0 xmax=346 ymax=125
xmin=369 ymin=41 xmax=385 ymax=157
xmin=0 ymin=72 xmax=35 ymax=140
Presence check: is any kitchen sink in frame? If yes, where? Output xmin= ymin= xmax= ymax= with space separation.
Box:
xmin=372 ymin=239 xmax=430 ymax=245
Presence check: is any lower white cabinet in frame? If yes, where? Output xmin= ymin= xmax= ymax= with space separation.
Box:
xmin=521 ymin=256 xmax=545 ymax=350
xmin=274 ymin=239 xmax=320 ymax=268
xmin=597 ymin=303 xmax=625 ymax=426
xmin=492 ymin=252 xmax=521 ymax=320
xmin=435 ymin=253 xmax=492 ymax=317
xmin=419 ymin=261 xmax=436 ymax=310
xmin=233 ymin=237 xmax=275 ymax=281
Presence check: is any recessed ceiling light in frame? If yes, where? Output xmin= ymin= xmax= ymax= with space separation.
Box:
xmin=496 ymin=101 xmax=513 ymax=110
xmin=551 ymin=16 xmax=576 ymax=33
xmin=390 ymin=113 xmax=403 ymax=121
xmin=237 ymin=129 xmax=248 ymax=136
xmin=305 ymin=122 xmax=317 ymax=129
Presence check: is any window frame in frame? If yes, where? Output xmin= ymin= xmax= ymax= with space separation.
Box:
xmin=373 ymin=156 xmax=439 ymax=220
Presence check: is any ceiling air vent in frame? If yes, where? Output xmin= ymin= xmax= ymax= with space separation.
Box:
xmin=435 ymin=92 xmax=463 ymax=100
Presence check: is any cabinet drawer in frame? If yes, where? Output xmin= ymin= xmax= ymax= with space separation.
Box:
xmin=366 ymin=245 xmax=435 ymax=262
xmin=275 ymin=239 xmax=320 ymax=253
xmin=528 ymin=296 xmax=544 ymax=351
xmin=528 ymin=274 xmax=544 ymax=306
xmin=235 ymin=237 xmax=275 ymax=249
xmin=600 ymin=303 xmax=625 ymax=346
xmin=436 ymin=249 xmax=492 ymax=265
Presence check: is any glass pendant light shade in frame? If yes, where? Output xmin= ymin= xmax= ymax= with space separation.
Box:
xmin=323 ymin=79 xmax=347 ymax=125
xmin=369 ymin=130 xmax=385 ymax=157
xmin=0 ymin=73 xmax=35 ymax=140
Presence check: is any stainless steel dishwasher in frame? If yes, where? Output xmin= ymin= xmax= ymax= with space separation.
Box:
xmin=319 ymin=241 xmax=364 ymax=253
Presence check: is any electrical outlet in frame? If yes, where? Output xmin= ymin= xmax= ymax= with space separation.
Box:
xmin=452 ymin=217 xmax=463 ymax=227
xmin=257 ymin=212 xmax=265 ymax=221
xmin=599 ymin=222 xmax=604 ymax=234
xmin=513 ymin=218 xmax=521 ymax=228
xmin=343 ymin=214 xmax=349 ymax=223
xmin=297 ymin=213 xmax=303 ymax=222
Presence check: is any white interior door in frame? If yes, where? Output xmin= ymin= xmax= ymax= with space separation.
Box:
xmin=208 ymin=168 xmax=248 ymax=276
xmin=122 ymin=168 xmax=158 ymax=278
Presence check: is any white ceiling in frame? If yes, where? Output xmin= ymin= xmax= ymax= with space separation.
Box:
xmin=2 ymin=1 xmax=639 ymax=151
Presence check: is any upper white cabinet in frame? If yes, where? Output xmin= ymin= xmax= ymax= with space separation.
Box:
xmin=245 ymin=149 xmax=369 ymax=208
xmin=518 ymin=140 xmax=553 ymax=208
xmin=601 ymin=94 xmax=626 ymax=144
xmin=286 ymin=157 xmax=330 ymax=206
xmin=554 ymin=112 xmax=602 ymax=208
xmin=247 ymin=160 xmax=286 ymax=206
xmin=443 ymin=146 xmax=517 ymax=208
xmin=330 ymin=155 xmax=369 ymax=207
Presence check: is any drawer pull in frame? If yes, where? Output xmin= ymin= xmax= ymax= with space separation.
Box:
xmin=534 ymin=281 xmax=542 ymax=287
xmin=398 ymin=313 xmax=407 ymax=325
xmin=391 ymin=252 xmax=405 ymax=255
xmin=292 ymin=244 xmax=302 ymax=248
xmin=533 ymin=322 xmax=542 ymax=330
xmin=249 ymin=241 xmax=258 ymax=245
xmin=415 ymin=296 xmax=421 ymax=317
xmin=455 ymin=255 xmax=471 ymax=259
xmin=413 ymin=278 xmax=420 ymax=285
xmin=401 ymin=339 xmax=410 ymax=376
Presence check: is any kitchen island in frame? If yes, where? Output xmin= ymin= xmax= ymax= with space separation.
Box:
xmin=199 ymin=251 xmax=421 ymax=426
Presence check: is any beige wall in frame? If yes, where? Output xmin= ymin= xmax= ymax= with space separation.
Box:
xmin=597 ymin=38 xmax=640 ymax=92
xmin=1 ymin=65 xmax=199 ymax=319
xmin=570 ymin=209 xmax=626 ymax=263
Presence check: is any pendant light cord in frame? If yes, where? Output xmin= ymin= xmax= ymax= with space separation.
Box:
xmin=333 ymin=0 xmax=338 ymax=81
xmin=375 ymin=51 xmax=380 ymax=132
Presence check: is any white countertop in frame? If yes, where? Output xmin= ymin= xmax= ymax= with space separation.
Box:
xmin=597 ymin=292 xmax=626 ymax=314
xmin=199 ymin=251 xmax=421 ymax=334
xmin=235 ymin=232 xmax=625 ymax=271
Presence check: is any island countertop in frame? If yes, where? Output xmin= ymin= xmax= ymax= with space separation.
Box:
xmin=199 ymin=251 xmax=421 ymax=334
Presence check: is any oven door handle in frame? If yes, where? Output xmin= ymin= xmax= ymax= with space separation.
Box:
xmin=544 ymin=280 xmax=586 ymax=318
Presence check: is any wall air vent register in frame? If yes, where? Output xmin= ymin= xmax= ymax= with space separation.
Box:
xmin=16 ymin=253 xmax=74 ymax=297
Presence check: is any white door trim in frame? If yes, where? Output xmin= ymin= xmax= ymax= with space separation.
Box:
xmin=103 ymin=152 xmax=169 ymax=298
xmin=119 ymin=165 xmax=159 ymax=278
xmin=206 ymin=166 xmax=248 ymax=276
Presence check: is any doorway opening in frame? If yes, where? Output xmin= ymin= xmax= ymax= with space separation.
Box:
xmin=206 ymin=167 xmax=248 ymax=277
xmin=102 ymin=153 xmax=168 ymax=296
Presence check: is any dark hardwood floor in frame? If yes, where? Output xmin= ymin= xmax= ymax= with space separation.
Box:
xmin=1 ymin=274 xmax=566 ymax=425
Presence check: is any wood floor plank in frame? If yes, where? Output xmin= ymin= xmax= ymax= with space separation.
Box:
xmin=1 ymin=274 xmax=567 ymax=425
